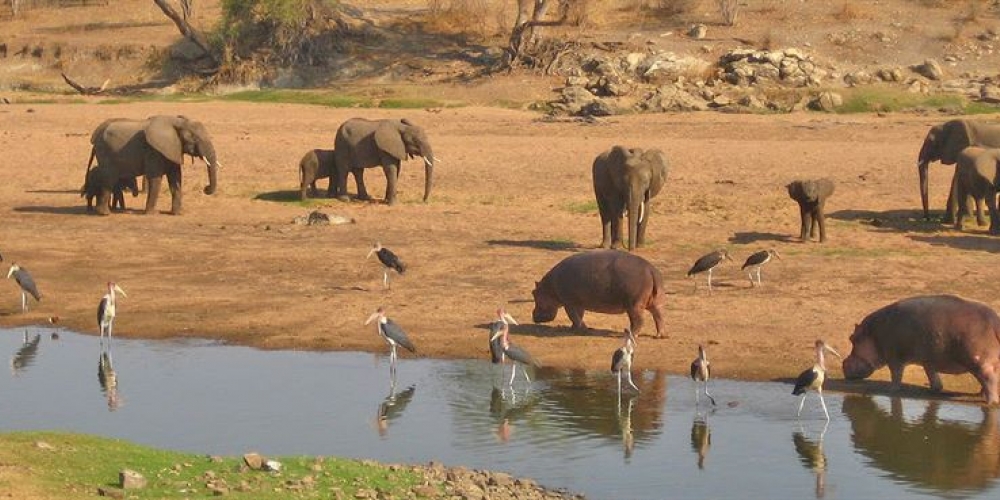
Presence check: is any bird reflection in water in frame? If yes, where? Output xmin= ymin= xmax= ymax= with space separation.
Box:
xmin=10 ymin=330 xmax=41 ymax=375
xmin=98 ymin=336 xmax=121 ymax=411
xmin=690 ymin=412 xmax=712 ymax=470
xmin=793 ymin=422 xmax=829 ymax=499
xmin=489 ymin=386 xmax=536 ymax=444
xmin=375 ymin=381 xmax=416 ymax=438
xmin=618 ymin=394 xmax=637 ymax=460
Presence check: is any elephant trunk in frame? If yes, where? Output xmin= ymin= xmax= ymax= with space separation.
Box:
xmin=201 ymin=141 xmax=219 ymax=196
xmin=627 ymin=190 xmax=642 ymax=251
xmin=423 ymin=159 xmax=434 ymax=202
xmin=918 ymin=160 xmax=930 ymax=220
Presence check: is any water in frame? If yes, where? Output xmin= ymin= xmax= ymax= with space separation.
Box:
xmin=3 ymin=326 xmax=999 ymax=500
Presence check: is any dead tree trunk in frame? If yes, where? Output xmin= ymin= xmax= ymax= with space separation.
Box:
xmin=506 ymin=0 xmax=570 ymax=70
xmin=152 ymin=0 xmax=217 ymax=67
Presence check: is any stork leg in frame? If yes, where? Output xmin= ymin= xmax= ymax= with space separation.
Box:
xmin=757 ymin=267 xmax=764 ymax=287
xmin=747 ymin=271 xmax=754 ymax=287
xmin=383 ymin=270 xmax=390 ymax=290
xmin=707 ymin=269 xmax=714 ymax=294
xmin=694 ymin=385 xmax=700 ymax=405
xmin=509 ymin=363 xmax=517 ymax=387
xmin=21 ymin=291 xmax=27 ymax=313
xmin=703 ymin=382 xmax=716 ymax=406
xmin=107 ymin=319 xmax=114 ymax=341
xmin=797 ymin=394 xmax=807 ymax=417
xmin=626 ymin=370 xmax=639 ymax=392
xmin=818 ymin=389 xmax=830 ymax=421
xmin=521 ymin=364 xmax=531 ymax=383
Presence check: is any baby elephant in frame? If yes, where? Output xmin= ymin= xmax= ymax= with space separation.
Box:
xmin=82 ymin=164 xmax=139 ymax=213
xmin=299 ymin=149 xmax=337 ymax=200
xmin=786 ymin=178 xmax=835 ymax=242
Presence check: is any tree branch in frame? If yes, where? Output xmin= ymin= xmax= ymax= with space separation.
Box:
xmin=61 ymin=72 xmax=110 ymax=95
xmin=151 ymin=0 xmax=217 ymax=67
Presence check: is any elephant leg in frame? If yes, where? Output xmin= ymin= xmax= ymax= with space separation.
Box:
xmin=144 ymin=175 xmax=163 ymax=214
xmin=96 ymin=189 xmax=112 ymax=216
xmin=334 ymin=165 xmax=351 ymax=201
xmin=565 ymin=306 xmax=588 ymax=331
xmin=798 ymin=204 xmax=810 ymax=240
xmin=166 ymin=167 xmax=183 ymax=215
xmin=988 ymin=191 xmax=1000 ymax=234
xmin=944 ymin=174 xmax=957 ymax=224
xmin=923 ymin=367 xmax=944 ymax=392
xmin=975 ymin=195 xmax=986 ymax=227
xmin=888 ymin=363 xmax=904 ymax=391
xmin=815 ymin=206 xmax=827 ymax=242
xmin=597 ymin=200 xmax=614 ymax=249
xmin=354 ymin=168 xmax=371 ymax=201
xmin=383 ymin=163 xmax=399 ymax=205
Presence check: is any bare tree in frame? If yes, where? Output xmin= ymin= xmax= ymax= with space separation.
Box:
xmin=152 ymin=0 xmax=217 ymax=67
xmin=717 ymin=0 xmax=739 ymax=26
xmin=180 ymin=0 xmax=194 ymax=22
xmin=506 ymin=0 xmax=571 ymax=69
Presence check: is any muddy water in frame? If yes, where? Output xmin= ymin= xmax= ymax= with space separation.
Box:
xmin=2 ymin=327 xmax=999 ymax=500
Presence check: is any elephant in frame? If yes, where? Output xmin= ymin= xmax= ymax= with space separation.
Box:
xmin=592 ymin=145 xmax=669 ymax=251
xmin=786 ymin=178 xmax=834 ymax=243
xmin=81 ymin=162 xmax=139 ymax=213
xmin=89 ymin=115 xmax=219 ymax=215
xmin=333 ymin=118 xmax=435 ymax=205
xmin=949 ymin=146 xmax=1000 ymax=234
xmin=843 ymin=294 xmax=1000 ymax=404
xmin=299 ymin=148 xmax=337 ymax=200
xmin=918 ymin=119 xmax=1000 ymax=221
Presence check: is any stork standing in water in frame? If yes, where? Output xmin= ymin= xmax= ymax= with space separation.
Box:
xmin=741 ymin=249 xmax=781 ymax=287
xmin=487 ymin=308 xmax=517 ymax=376
xmin=366 ymin=242 xmax=406 ymax=290
xmin=98 ymin=282 xmax=127 ymax=340
xmin=793 ymin=340 xmax=842 ymax=420
xmin=365 ymin=307 xmax=417 ymax=377
xmin=490 ymin=314 xmax=538 ymax=387
xmin=690 ymin=344 xmax=717 ymax=406
xmin=687 ymin=249 xmax=733 ymax=294
xmin=611 ymin=328 xmax=639 ymax=400
xmin=6 ymin=264 xmax=41 ymax=313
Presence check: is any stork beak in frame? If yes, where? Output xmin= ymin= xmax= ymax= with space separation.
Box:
xmin=6 ymin=266 xmax=14 ymax=279
xmin=365 ymin=248 xmax=376 ymax=259
xmin=364 ymin=311 xmax=381 ymax=325
xmin=625 ymin=328 xmax=637 ymax=346
xmin=113 ymin=284 xmax=127 ymax=297
xmin=724 ymin=253 xmax=733 ymax=262
xmin=490 ymin=330 xmax=503 ymax=342
xmin=772 ymin=250 xmax=782 ymax=260
xmin=824 ymin=344 xmax=842 ymax=359
xmin=502 ymin=312 xmax=518 ymax=325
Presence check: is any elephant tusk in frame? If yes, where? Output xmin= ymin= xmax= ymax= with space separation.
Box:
xmin=424 ymin=157 xmax=435 ymax=167
xmin=638 ymin=200 xmax=645 ymax=224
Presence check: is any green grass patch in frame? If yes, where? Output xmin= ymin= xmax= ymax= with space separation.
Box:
xmin=563 ymin=200 xmax=598 ymax=214
xmin=837 ymin=88 xmax=1000 ymax=114
xmin=1 ymin=431 xmax=423 ymax=499
xmin=219 ymin=89 xmax=364 ymax=107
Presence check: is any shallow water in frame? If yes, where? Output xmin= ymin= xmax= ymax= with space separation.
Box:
xmin=3 ymin=327 xmax=999 ymax=500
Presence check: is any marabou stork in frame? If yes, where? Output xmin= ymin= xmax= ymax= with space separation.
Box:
xmin=687 ymin=249 xmax=733 ymax=293
xmin=690 ymin=344 xmax=716 ymax=406
xmin=741 ymin=249 xmax=781 ymax=287
xmin=365 ymin=307 xmax=417 ymax=368
xmin=793 ymin=340 xmax=842 ymax=420
xmin=490 ymin=315 xmax=538 ymax=387
xmin=488 ymin=308 xmax=518 ymax=363
xmin=97 ymin=282 xmax=127 ymax=340
xmin=366 ymin=242 xmax=406 ymax=290
xmin=6 ymin=264 xmax=41 ymax=312
xmin=611 ymin=328 xmax=639 ymax=398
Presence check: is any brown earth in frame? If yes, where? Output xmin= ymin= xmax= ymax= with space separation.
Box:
xmin=1 ymin=99 xmax=996 ymax=398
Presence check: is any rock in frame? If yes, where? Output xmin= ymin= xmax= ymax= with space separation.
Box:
xmin=96 ymin=487 xmax=124 ymax=498
xmin=119 ymin=469 xmax=147 ymax=490
xmin=624 ymin=52 xmax=645 ymax=72
xmin=809 ymin=91 xmax=843 ymax=112
xmin=243 ymin=452 xmax=265 ymax=470
xmin=263 ymin=460 xmax=282 ymax=472
xmin=912 ymin=59 xmax=944 ymax=80
xmin=34 ymin=441 xmax=54 ymax=450
xmin=553 ymin=85 xmax=597 ymax=115
xmin=565 ymin=75 xmax=588 ymax=87
xmin=639 ymin=53 xmax=712 ymax=85
xmin=843 ymin=70 xmax=873 ymax=86
xmin=688 ymin=24 xmax=707 ymax=40
xmin=710 ymin=95 xmax=732 ymax=107
xmin=907 ymin=78 xmax=930 ymax=94
xmin=413 ymin=484 xmax=438 ymax=497
xmin=577 ymin=100 xmax=615 ymax=117
xmin=738 ymin=94 xmax=766 ymax=109
xmin=640 ymin=85 xmax=709 ymax=112
xmin=981 ymin=85 xmax=1000 ymax=103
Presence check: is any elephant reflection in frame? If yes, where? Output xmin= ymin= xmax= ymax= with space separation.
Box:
xmin=98 ymin=339 xmax=121 ymax=411
xmin=793 ymin=423 xmax=828 ymax=499
xmin=691 ymin=415 xmax=711 ymax=470
xmin=376 ymin=383 xmax=416 ymax=438
xmin=843 ymin=395 xmax=1000 ymax=494
xmin=10 ymin=331 xmax=40 ymax=375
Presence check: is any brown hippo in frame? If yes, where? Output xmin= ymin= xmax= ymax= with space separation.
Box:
xmin=531 ymin=250 xmax=666 ymax=338
xmin=843 ymin=294 xmax=1000 ymax=404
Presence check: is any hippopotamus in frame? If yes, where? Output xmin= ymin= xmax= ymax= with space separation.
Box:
xmin=531 ymin=250 xmax=666 ymax=338
xmin=843 ymin=294 xmax=1000 ymax=404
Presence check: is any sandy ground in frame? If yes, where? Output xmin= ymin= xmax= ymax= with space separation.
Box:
xmin=0 ymin=101 xmax=997 ymax=401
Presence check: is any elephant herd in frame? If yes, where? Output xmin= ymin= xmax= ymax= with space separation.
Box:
xmin=83 ymin=115 xmax=436 ymax=216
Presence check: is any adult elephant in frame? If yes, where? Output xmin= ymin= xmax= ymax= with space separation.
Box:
xmin=90 ymin=115 xmax=219 ymax=215
xmin=950 ymin=146 xmax=1000 ymax=234
xmin=918 ymin=119 xmax=1000 ymax=221
xmin=333 ymin=118 xmax=435 ymax=205
xmin=592 ymin=145 xmax=669 ymax=251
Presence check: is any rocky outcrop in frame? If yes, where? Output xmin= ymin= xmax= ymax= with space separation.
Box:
xmin=719 ymin=48 xmax=827 ymax=87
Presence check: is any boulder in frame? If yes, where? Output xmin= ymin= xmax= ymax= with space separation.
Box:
xmin=912 ymin=59 xmax=944 ymax=80
xmin=243 ymin=452 xmax=265 ymax=470
xmin=809 ymin=91 xmax=843 ymax=112
xmin=638 ymin=53 xmax=712 ymax=85
xmin=119 ymin=469 xmax=147 ymax=490
xmin=641 ymin=85 xmax=709 ymax=112
xmin=980 ymin=84 xmax=1000 ymax=103
xmin=688 ymin=24 xmax=707 ymax=40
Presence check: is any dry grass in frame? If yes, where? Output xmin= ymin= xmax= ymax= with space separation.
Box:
xmin=833 ymin=1 xmax=871 ymax=21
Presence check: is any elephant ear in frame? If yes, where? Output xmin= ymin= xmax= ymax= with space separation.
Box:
xmin=940 ymin=120 xmax=975 ymax=165
xmin=143 ymin=117 xmax=184 ymax=165
xmin=374 ymin=121 xmax=407 ymax=162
